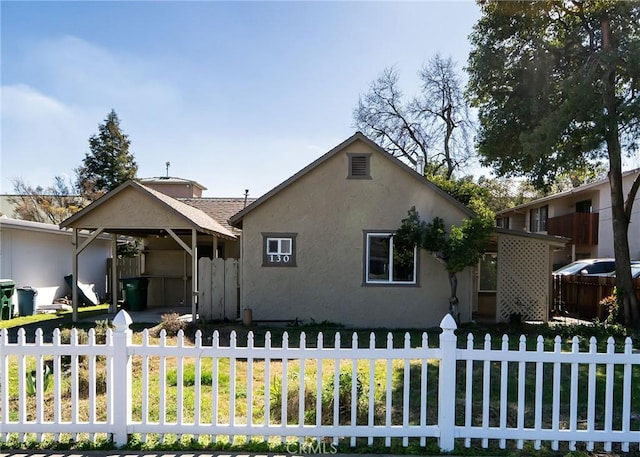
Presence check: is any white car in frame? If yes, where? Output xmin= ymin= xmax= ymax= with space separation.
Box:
xmin=553 ymin=258 xmax=617 ymax=276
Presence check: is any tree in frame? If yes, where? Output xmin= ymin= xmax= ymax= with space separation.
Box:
xmin=76 ymin=110 xmax=137 ymax=200
xmin=354 ymin=54 xmax=474 ymax=178
xmin=395 ymin=199 xmax=495 ymax=322
xmin=8 ymin=176 xmax=85 ymax=224
xmin=466 ymin=1 xmax=640 ymax=326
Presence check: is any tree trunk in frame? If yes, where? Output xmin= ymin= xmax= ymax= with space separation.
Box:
xmin=448 ymin=272 xmax=460 ymax=323
xmin=601 ymin=17 xmax=639 ymax=327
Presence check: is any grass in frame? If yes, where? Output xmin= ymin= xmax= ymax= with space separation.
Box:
xmin=0 ymin=303 xmax=110 ymax=329
xmin=1 ymin=319 xmax=639 ymax=455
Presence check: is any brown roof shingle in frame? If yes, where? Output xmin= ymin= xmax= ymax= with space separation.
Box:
xmin=179 ymin=197 xmax=256 ymax=234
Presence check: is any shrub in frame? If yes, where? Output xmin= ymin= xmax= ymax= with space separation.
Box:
xmin=160 ymin=313 xmax=187 ymax=337
xmin=599 ymin=293 xmax=623 ymax=325
xmin=322 ymin=367 xmax=365 ymax=423
xmin=93 ymin=319 xmax=112 ymax=344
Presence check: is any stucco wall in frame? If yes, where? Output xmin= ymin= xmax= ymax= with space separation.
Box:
xmin=239 ymin=141 xmax=474 ymax=328
xmin=67 ymin=187 xmax=192 ymax=229
xmin=0 ymin=218 xmax=111 ymax=310
xmin=143 ymin=182 xmax=202 ymax=198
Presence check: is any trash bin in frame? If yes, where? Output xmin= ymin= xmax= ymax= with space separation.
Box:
xmin=17 ymin=286 xmax=38 ymax=316
xmin=121 ymin=277 xmax=149 ymax=311
xmin=0 ymin=279 xmax=16 ymax=320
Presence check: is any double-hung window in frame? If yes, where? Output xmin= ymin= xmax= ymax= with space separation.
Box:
xmin=365 ymin=232 xmax=417 ymax=284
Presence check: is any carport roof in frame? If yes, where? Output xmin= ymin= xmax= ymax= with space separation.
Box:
xmin=60 ymin=180 xmax=236 ymax=239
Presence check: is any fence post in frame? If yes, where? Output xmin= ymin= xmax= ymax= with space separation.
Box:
xmin=438 ymin=313 xmax=458 ymax=452
xmin=112 ymin=310 xmax=133 ymax=447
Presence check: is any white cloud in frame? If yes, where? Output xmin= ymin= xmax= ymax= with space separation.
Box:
xmin=1 ymin=36 xmax=186 ymax=192
xmin=0 ymin=84 xmax=93 ymax=192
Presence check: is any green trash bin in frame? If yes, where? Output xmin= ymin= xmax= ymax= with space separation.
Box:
xmin=17 ymin=286 xmax=38 ymax=316
xmin=121 ymin=277 xmax=149 ymax=311
xmin=0 ymin=279 xmax=16 ymax=320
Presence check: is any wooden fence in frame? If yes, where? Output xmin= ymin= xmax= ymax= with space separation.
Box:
xmin=1 ymin=312 xmax=638 ymax=452
xmin=553 ymin=274 xmax=640 ymax=320
xmin=197 ymin=258 xmax=239 ymax=321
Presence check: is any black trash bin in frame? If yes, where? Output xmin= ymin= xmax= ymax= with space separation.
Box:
xmin=0 ymin=279 xmax=16 ymax=320
xmin=121 ymin=277 xmax=149 ymax=311
xmin=17 ymin=286 xmax=38 ymax=316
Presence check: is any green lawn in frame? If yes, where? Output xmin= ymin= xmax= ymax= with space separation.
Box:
xmin=0 ymin=304 xmax=110 ymax=330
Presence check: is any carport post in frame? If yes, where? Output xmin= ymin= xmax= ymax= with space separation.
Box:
xmin=72 ymin=229 xmax=79 ymax=322
xmin=111 ymin=233 xmax=118 ymax=313
xmin=192 ymin=228 xmax=198 ymax=321
xmin=70 ymin=227 xmax=105 ymax=322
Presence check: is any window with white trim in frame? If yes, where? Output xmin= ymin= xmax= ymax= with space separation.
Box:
xmin=262 ymin=233 xmax=297 ymax=267
xmin=365 ymin=232 xmax=417 ymax=284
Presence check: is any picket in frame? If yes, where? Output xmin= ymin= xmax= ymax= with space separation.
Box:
xmin=0 ymin=311 xmax=639 ymax=452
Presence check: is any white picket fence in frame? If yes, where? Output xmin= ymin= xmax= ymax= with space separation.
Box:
xmin=0 ymin=312 xmax=639 ymax=452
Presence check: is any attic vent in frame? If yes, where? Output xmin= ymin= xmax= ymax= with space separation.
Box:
xmin=348 ymin=153 xmax=371 ymax=179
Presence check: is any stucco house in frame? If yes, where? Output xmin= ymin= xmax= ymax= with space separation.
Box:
xmin=229 ymin=132 xmax=566 ymax=327
xmin=496 ymin=168 xmax=640 ymax=267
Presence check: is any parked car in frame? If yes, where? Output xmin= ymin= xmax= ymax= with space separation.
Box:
xmin=606 ymin=264 xmax=640 ymax=279
xmin=553 ymin=258 xmax=618 ymax=276
xmin=553 ymin=258 xmax=640 ymax=276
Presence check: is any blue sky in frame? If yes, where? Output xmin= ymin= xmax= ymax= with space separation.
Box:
xmin=1 ymin=1 xmax=482 ymax=197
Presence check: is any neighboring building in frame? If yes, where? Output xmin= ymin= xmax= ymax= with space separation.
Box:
xmin=138 ymin=176 xmax=207 ymax=198
xmin=496 ymin=169 xmax=640 ymax=267
xmin=0 ymin=216 xmax=111 ymax=313
xmin=230 ymin=132 xmax=566 ymax=327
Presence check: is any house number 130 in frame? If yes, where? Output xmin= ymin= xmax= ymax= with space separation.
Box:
xmin=269 ymin=255 xmax=290 ymax=263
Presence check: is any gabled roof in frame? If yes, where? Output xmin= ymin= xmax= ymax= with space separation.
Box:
xmin=496 ymin=168 xmax=640 ymax=216
xmin=229 ymin=132 xmax=475 ymax=228
xmin=179 ymin=197 xmax=257 ymax=234
xmin=60 ymin=180 xmax=235 ymax=239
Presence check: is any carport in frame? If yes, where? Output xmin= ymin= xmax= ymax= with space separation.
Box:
xmin=60 ymin=180 xmax=236 ymax=322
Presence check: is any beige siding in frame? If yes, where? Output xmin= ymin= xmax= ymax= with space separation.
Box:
xmin=240 ymin=141 xmax=473 ymax=328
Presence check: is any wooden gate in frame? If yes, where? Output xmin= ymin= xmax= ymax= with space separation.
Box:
xmin=198 ymin=257 xmax=239 ymax=321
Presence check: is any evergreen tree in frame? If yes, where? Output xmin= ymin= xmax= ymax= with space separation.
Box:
xmin=76 ymin=110 xmax=137 ymax=200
